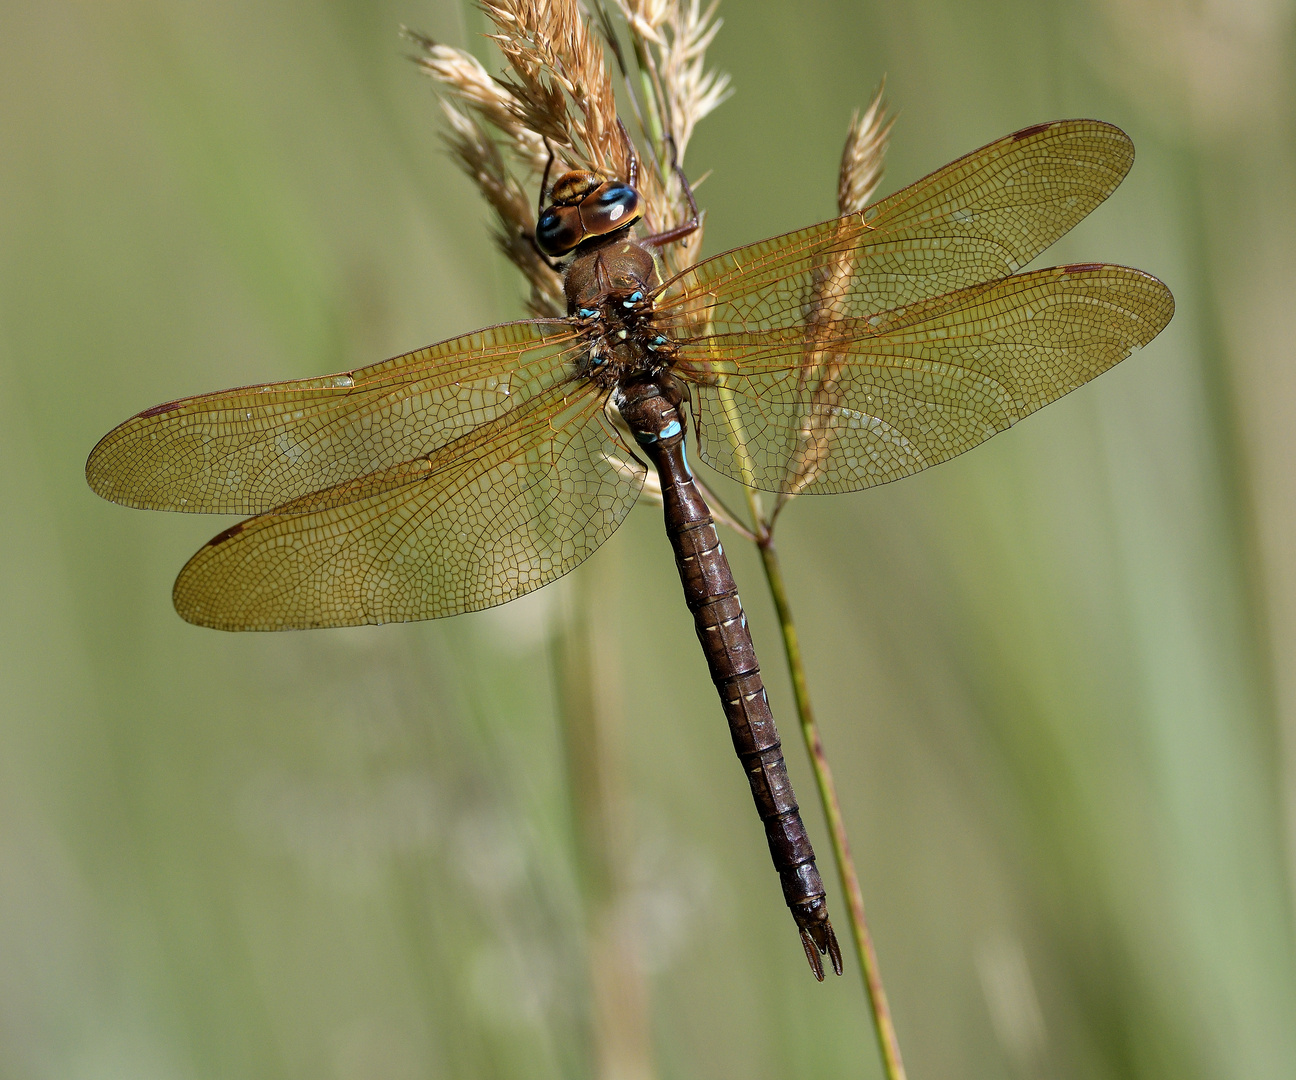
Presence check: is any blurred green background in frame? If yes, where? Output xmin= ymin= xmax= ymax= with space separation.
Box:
xmin=3 ymin=1 xmax=1294 ymax=1077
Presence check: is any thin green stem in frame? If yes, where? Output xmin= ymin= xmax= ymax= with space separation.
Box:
xmin=707 ymin=255 xmax=902 ymax=1078
xmin=755 ymin=526 xmax=907 ymax=1080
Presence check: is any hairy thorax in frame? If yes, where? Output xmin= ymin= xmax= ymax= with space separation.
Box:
xmin=564 ymin=236 xmax=679 ymax=390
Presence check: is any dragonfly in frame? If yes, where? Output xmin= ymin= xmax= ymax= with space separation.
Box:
xmin=86 ymin=119 xmax=1174 ymax=980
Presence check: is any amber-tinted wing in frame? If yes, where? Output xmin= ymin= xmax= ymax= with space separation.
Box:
xmin=657 ymin=119 xmax=1135 ymax=335
xmin=672 ymin=263 xmax=1173 ymax=494
xmin=87 ymin=320 xmax=582 ymax=513
xmin=171 ymin=383 xmax=642 ymax=629
xmin=654 ymin=119 xmax=1170 ymax=493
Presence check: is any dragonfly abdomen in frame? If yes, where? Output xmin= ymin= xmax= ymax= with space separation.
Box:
xmin=616 ymin=379 xmax=843 ymax=979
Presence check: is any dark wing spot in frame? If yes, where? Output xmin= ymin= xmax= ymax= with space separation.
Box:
xmin=1012 ymin=121 xmax=1056 ymax=141
xmin=1061 ymin=262 xmax=1105 ymax=273
xmin=138 ymin=398 xmax=187 ymax=418
xmin=209 ymin=522 xmax=246 ymax=546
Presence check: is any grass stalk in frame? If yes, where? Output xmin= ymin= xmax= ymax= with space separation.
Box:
xmin=753 ymin=521 xmax=907 ymax=1080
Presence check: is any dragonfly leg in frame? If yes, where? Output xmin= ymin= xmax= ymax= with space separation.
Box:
xmin=618 ymin=117 xmax=640 ymax=189
xmin=528 ymin=139 xmax=566 ymax=274
xmin=537 ymin=137 xmax=556 ymax=220
xmin=642 ymin=135 xmax=700 ymax=249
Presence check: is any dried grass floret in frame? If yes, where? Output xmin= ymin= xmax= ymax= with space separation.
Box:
xmin=838 ymin=81 xmax=892 ymax=214
xmin=410 ymin=37 xmax=553 ymax=173
xmin=654 ymin=0 xmax=731 ymax=163
xmin=439 ymin=101 xmax=565 ymax=315
xmin=482 ymin=0 xmax=627 ymax=177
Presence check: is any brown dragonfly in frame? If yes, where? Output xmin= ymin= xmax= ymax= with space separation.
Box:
xmin=87 ymin=119 xmax=1174 ymax=979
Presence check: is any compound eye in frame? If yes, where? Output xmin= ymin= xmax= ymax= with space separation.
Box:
xmin=535 ymin=206 xmax=584 ymax=257
xmin=581 ymin=183 xmax=642 ymax=235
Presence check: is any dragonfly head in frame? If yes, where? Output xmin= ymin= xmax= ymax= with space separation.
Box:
xmin=536 ymin=171 xmax=644 ymax=257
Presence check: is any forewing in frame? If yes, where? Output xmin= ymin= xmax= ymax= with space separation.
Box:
xmin=87 ymin=320 xmax=583 ymax=514
xmin=678 ymin=264 xmax=1173 ymax=494
xmin=172 ymin=384 xmax=642 ymax=629
xmin=656 ymin=119 xmax=1134 ymax=336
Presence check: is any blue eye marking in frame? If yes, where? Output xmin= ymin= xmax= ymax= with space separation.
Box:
xmin=597 ymin=183 xmax=634 ymax=204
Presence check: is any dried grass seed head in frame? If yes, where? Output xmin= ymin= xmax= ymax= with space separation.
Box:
xmin=838 ymin=81 xmax=893 ymax=215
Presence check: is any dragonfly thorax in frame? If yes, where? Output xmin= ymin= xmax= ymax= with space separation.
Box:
xmin=572 ymin=278 xmax=677 ymax=389
xmin=563 ymin=234 xmax=675 ymax=388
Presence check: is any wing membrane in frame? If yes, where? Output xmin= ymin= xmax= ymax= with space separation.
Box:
xmin=681 ymin=264 xmax=1174 ymax=494
xmin=657 ymin=120 xmax=1134 ymax=335
xmin=86 ymin=320 xmax=582 ymax=514
xmin=172 ymin=384 xmax=642 ymax=629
